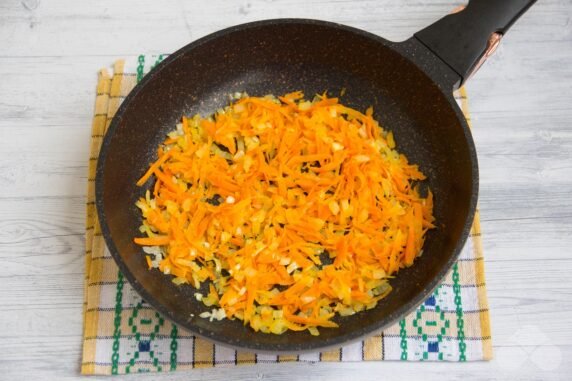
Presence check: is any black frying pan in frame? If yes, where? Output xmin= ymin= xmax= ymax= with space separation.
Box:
xmin=96 ymin=0 xmax=536 ymax=352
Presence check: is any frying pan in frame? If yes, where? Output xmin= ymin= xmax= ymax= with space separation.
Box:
xmin=96 ymin=0 xmax=536 ymax=352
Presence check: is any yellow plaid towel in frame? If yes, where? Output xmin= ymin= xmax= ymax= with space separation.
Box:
xmin=82 ymin=56 xmax=492 ymax=375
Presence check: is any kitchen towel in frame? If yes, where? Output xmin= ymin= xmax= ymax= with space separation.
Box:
xmin=82 ymin=56 xmax=492 ymax=375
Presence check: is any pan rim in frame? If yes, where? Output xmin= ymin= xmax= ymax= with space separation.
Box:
xmin=95 ymin=18 xmax=479 ymax=353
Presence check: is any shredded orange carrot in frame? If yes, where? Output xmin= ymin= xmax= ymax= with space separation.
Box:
xmin=134 ymin=236 xmax=170 ymax=246
xmin=134 ymin=92 xmax=435 ymax=335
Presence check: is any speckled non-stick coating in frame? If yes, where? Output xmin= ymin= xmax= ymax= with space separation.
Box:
xmin=96 ymin=19 xmax=478 ymax=353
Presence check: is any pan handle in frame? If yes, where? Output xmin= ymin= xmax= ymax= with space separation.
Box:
xmin=414 ymin=0 xmax=536 ymax=87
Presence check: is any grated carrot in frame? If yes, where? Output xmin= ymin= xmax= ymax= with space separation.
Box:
xmin=134 ymin=92 xmax=435 ymax=335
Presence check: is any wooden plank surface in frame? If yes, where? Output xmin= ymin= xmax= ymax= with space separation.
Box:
xmin=1 ymin=0 xmax=571 ymax=379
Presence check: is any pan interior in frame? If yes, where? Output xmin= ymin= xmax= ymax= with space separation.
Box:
xmin=99 ymin=21 xmax=475 ymax=351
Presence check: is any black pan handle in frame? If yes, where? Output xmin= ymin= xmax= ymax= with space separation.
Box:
xmin=414 ymin=0 xmax=536 ymax=86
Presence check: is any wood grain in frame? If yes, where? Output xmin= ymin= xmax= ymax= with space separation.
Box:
xmin=1 ymin=0 xmax=571 ymax=379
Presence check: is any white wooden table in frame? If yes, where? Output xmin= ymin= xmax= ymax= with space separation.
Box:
xmin=1 ymin=0 xmax=571 ymax=379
